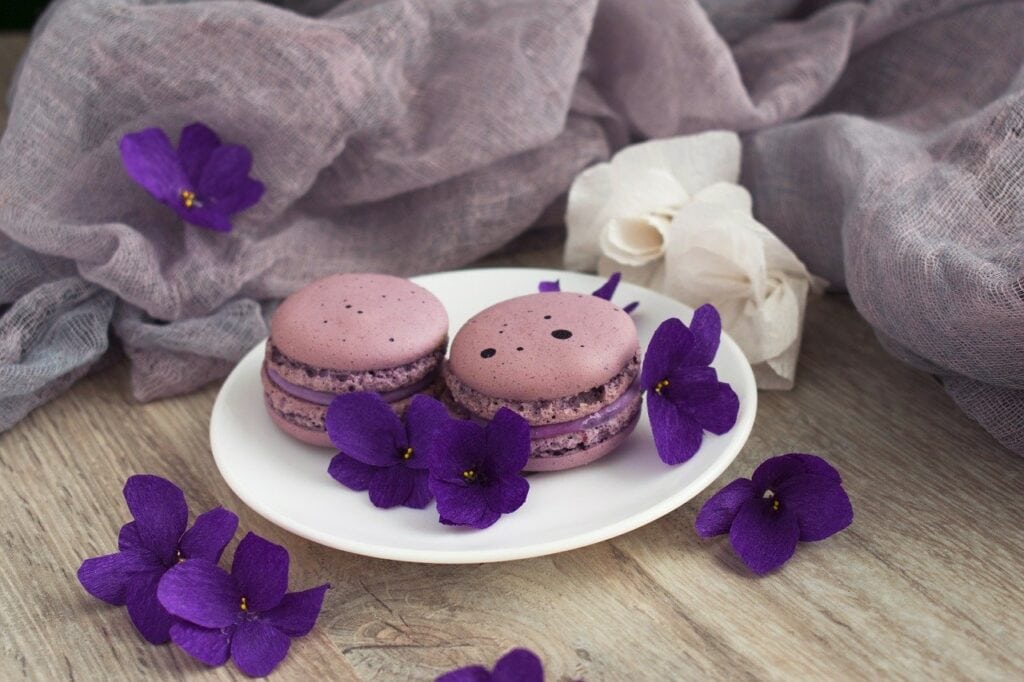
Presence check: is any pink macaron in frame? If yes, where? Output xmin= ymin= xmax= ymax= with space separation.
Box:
xmin=444 ymin=291 xmax=642 ymax=471
xmin=262 ymin=273 xmax=449 ymax=447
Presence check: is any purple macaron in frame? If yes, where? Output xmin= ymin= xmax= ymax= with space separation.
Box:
xmin=444 ymin=292 xmax=642 ymax=471
xmin=262 ymin=273 xmax=449 ymax=447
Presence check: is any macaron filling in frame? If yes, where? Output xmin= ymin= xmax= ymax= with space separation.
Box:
xmin=266 ymin=366 xmax=440 ymax=405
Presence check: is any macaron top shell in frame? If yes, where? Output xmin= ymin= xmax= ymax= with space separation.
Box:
xmin=270 ymin=273 xmax=448 ymax=370
xmin=448 ymin=292 xmax=638 ymax=401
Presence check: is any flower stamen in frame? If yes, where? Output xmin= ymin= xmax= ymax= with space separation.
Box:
xmin=175 ymin=549 xmax=184 ymax=563
xmin=461 ymin=469 xmax=477 ymax=483
xmin=180 ymin=189 xmax=196 ymax=209
xmin=240 ymin=596 xmax=248 ymax=612
xmin=400 ymin=447 xmax=413 ymax=461
xmin=654 ymin=379 xmax=670 ymax=395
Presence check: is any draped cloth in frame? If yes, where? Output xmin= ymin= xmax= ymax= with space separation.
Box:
xmin=1 ymin=0 xmax=1022 ymax=454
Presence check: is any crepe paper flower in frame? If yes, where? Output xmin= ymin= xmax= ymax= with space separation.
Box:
xmin=695 ymin=454 xmax=853 ymax=574
xmin=640 ymin=305 xmax=739 ymax=465
xmin=157 ymin=532 xmax=330 ymax=677
xmin=77 ymin=475 xmax=238 ymax=644
xmin=120 ymin=121 xmax=264 ymax=232
xmin=538 ymin=271 xmax=638 ymax=313
xmin=437 ymin=648 xmax=544 ymax=682
xmin=326 ymin=393 xmax=449 ymax=509
xmin=428 ymin=407 xmax=531 ymax=529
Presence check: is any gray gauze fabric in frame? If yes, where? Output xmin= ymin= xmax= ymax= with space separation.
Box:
xmin=1 ymin=0 xmax=1021 ymax=454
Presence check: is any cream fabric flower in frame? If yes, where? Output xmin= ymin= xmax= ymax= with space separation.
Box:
xmin=565 ymin=131 xmax=823 ymax=390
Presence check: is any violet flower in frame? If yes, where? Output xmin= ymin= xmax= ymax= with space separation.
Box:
xmin=428 ymin=408 xmax=531 ymax=529
xmin=157 ymin=532 xmax=330 ymax=677
xmin=77 ymin=475 xmax=238 ymax=644
xmin=120 ymin=122 xmax=264 ymax=232
xmin=539 ymin=271 xmax=639 ymax=313
xmin=696 ymin=454 xmax=853 ymax=574
xmin=640 ymin=305 xmax=739 ymax=464
xmin=437 ymin=648 xmax=544 ymax=682
xmin=326 ymin=393 xmax=449 ymax=509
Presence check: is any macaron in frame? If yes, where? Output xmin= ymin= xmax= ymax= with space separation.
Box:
xmin=262 ymin=273 xmax=449 ymax=447
xmin=444 ymin=291 xmax=641 ymax=471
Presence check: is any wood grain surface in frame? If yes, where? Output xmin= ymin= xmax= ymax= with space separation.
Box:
xmin=2 ymin=33 xmax=1023 ymax=681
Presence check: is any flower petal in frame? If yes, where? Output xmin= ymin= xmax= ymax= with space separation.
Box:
xmin=405 ymin=394 xmax=453 ymax=471
xmin=622 ymin=300 xmax=639 ymax=314
xmin=485 ymin=408 xmax=531 ymax=476
xmin=119 ymin=128 xmax=190 ymax=204
xmin=231 ymin=620 xmax=291 ymax=677
xmin=484 ymin=475 xmax=529 ymax=515
xmin=123 ymin=474 xmax=189 ymax=565
xmin=686 ymin=304 xmax=722 ymax=367
xmin=367 ymin=466 xmax=415 ymax=509
xmin=118 ymin=521 xmax=146 ymax=554
xmin=537 ymin=280 xmax=561 ymax=293
xmin=325 ymin=392 xmax=406 ymax=466
xmin=261 ymin=584 xmax=330 ymax=637
xmin=232 ymin=533 xmax=289 ymax=613
xmin=590 ymin=272 xmax=621 ymax=300
xmin=492 ymin=648 xmax=544 ymax=682
xmin=177 ymin=122 xmax=221 ymax=187
xmin=681 ymin=382 xmax=739 ymax=435
xmin=158 ymin=560 xmax=240 ymax=629
xmin=692 ymin=181 xmax=753 ymax=215
xmin=775 ymin=475 xmax=853 ymax=542
xmin=179 ymin=507 xmax=238 ymax=563
xmin=197 ymin=144 xmax=253 ymax=200
xmin=640 ymin=318 xmax=694 ymax=391
xmin=752 ymin=453 xmax=842 ymax=492
xmin=404 ymin=469 xmax=434 ymax=509
xmin=170 ymin=621 xmax=231 ymax=667
xmin=429 ymin=419 xmax=486 ymax=481
xmin=600 ymin=214 xmax=669 ymax=267
xmin=126 ymin=573 xmax=175 ymax=644
xmin=77 ymin=551 xmax=158 ymax=605
xmin=728 ymin=498 xmax=800 ymax=574
xmin=327 ymin=453 xmax=378 ymax=492
xmin=695 ymin=478 xmax=755 ymax=538
xmin=172 ymin=203 xmax=234 ymax=232
xmin=436 ymin=665 xmax=491 ymax=682
xmin=647 ymin=393 xmax=703 ymax=465
xmin=431 ymin=480 xmax=488 ymax=526
xmin=215 ymin=177 xmax=264 ymax=215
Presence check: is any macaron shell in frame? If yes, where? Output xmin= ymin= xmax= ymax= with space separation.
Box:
xmin=523 ymin=411 xmax=640 ymax=472
xmin=271 ymin=273 xmax=449 ymax=371
xmin=266 ymin=403 xmax=334 ymax=448
xmin=448 ymin=292 xmax=638 ymax=401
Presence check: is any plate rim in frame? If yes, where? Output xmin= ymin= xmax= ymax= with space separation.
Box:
xmin=210 ymin=267 xmax=757 ymax=564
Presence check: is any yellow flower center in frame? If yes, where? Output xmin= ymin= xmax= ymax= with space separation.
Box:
xmin=462 ymin=469 xmax=477 ymax=482
xmin=764 ymin=489 xmax=780 ymax=512
xmin=400 ymin=447 xmax=413 ymax=461
xmin=240 ymin=596 xmax=248 ymax=612
xmin=180 ymin=189 xmax=196 ymax=208
xmin=654 ymin=379 xmax=670 ymax=395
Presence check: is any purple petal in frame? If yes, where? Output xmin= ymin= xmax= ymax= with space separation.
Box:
xmin=484 ymin=475 xmax=528 ymax=515
xmin=170 ymin=621 xmax=231 ymax=667
xmin=537 ymin=280 xmax=561 ymax=293
xmin=431 ymin=480 xmax=488 ymax=526
xmin=484 ymin=408 xmax=531 ymax=476
xmin=123 ymin=475 xmax=188 ymax=565
xmin=429 ymin=419 xmax=486 ymax=481
xmin=120 ymin=128 xmax=190 ymax=204
xmin=775 ymin=475 xmax=853 ymax=542
xmin=367 ymin=466 xmax=416 ymax=509
xmin=729 ymin=498 xmax=800 ymax=574
xmin=231 ymin=620 xmax=291 ymax=677
xmin=328 ymin=453 xmax=378 ymax=491
xmin=215 ymin=177 xmax=264 ymax=215
xmin=171 ymin=202 xmax=234 ymax=232
xmin=695 ymin=478 xmax=755 ymax=538
xmin=681 ymin=382 xmax=739 ymax=435
xmin=686 ymin=304 xmax=722 ymax=367
xmin=179 ymin=507 xmax=238 ymax=563
xmin=118 ymin=521 xmax=146 ymax=554
xmin=664 ymin=366 xmax=719 ymax=403
xmin=647 ymin=393 xmax=703 ymax=465
xmin=405 ymin=394 xmax=453 ymax=471
xmin=437 ymin=665 xmax=491 ymax=682
xmin=464 ymin=507 xmax=502 ymax=530
xmin=492 ymin=648 xmax=544 ymax=682
xmin=232 ymin=533 xmax=289 ymax=613
xmin=158 ymin=560 xmax=240 ymax=629
xmin=590 ymin=272 xmax=621 ymax=300
xmin=640 ymin=318 xmax=694 ymax=391
xmin=752 ymin=453 xmax=842 ymax=492
xmin=261 ymin=584 xmax=330 ymax=637
xmin=198 ymin=144 xmax=252 ymax=199
xmin=325 ymin=392 xmax=406 ymax=466
xmin=622 ymin=300 xmax=639 ymax=314
xmin=78 ymin=551 xmax=158 ymax=605
xmin=177 ymin=122 xmax=221 ymax=187
xmin=404 ymin=468 xmax=434 ymax=509
xmin=126 ymin=573 xmax=175 ymax=644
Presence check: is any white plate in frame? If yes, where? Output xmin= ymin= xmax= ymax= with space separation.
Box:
xmin=211 ymin=268 xmax=756 ymax=564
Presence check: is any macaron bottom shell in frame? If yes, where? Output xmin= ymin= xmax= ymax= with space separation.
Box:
xmin=523 ymin=409 xmax=642 ymax=472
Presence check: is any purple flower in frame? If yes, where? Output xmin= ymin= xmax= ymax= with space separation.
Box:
xmin=437 ymin=648 xmax=544 ymax=682
xmin=428 ymin=408 xmax=531 ymax=529
xmin=77 ymin=475 xmax=238 ymax=644
xmin=120 ymin=122 xmax=264 ymax=232
xmin=326 ymin=393 xmax=449 ymax=509
xmin=640 ymin=305 xmax=739 ymax=465
xmin=539 ymin=271 xmax=639 ymax=313
xmin=157 ymin=532 xmax=330 ymax=677
xmin=696 ymin=454 xmax=853 ymax=574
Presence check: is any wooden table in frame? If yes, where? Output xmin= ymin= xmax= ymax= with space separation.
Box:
xmin=2 ymin=32 xmax=1023 ymax=680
